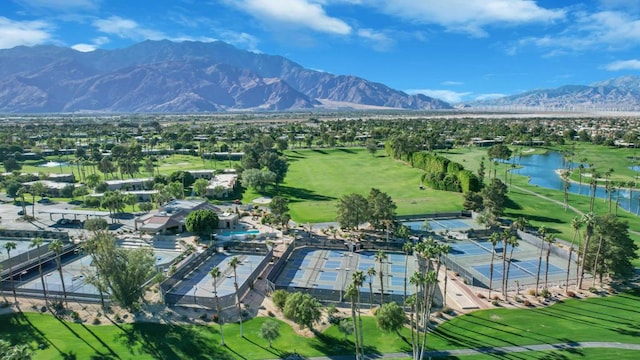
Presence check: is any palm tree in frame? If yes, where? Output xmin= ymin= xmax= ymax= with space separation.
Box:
xmin=209 ymin=266 xmax=225 ymax=346
xmin=30 ymin=182 xmax=46 ymax=218
xmin=561 ymin=171 xmax=570 ymax=211
xmin=402 ymin=242 xmax=413 ymax=305
xmin=577 ymin=163 xmax=585 ymax=193
xmin=534 ymin=226 xmax=546 ymax=296
xmin=589 ymin=170 xmax=599 ymax=212
xmin=627 ymin=181 xmax=635 ymax=214
xmin=4 ymin=242 xmax=17 ymax=303
xmin=16 ymin=187 xmax=27 ymax=218
xmin=566 ymin=217 xmax=582 ymax=292
xmin=578 ymin=213 xmax=596 ymax=289
xmin=49 ymin=239 xmax=67 ymax=306
xmin=487 ymin=232 xmax=500 ymax=299
xmin=375 ymin=250 xmax=387 ymax=305
xmin=440 ymin=243 xmax=452 ymax=307
xmin=500 ymin=229 xmax=511 ymax=297
xmin=29 ymin=237 xmax=47 ymax=304
xmin=228 ymin=256 xmax=243 ymax=337
xmin=543 ymin=234 xmax=556 ymax=290
xmin=503 ymin=236 xmax=519 ymax=300
xmin=366 ymin=267 xmax=376 ymax=309
xmin=345 ymin=284 xmax=361 ymax=360
xmin=351 ymin=271 xmax=366 ymax=359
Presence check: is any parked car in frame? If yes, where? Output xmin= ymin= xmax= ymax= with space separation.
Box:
xmin=37 ymin=198 xmax=51 ymax=204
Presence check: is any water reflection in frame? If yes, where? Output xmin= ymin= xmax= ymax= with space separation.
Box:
xmin=510 ymin=151 xmax=640 ymax=215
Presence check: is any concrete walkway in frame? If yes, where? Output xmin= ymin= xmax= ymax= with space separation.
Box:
xmin=300 ymin=341 xmax=640 ymax=359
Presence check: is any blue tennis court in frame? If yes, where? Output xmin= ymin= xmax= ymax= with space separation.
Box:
xmin=450 ymin=243 xmax=488 ymax=256
xmin=513 ymin=259 xmax=564 ymax=275
xmin=473 ymin=264 xmax=531 ymax=280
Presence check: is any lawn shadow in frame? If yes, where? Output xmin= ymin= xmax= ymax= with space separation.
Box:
xmin=242 ymin=336 xmax=280 ymax=357
xmin=503 ymin=197 xmax=522 ymax=210
xmin=0 ymin=310 xmax=71 ymax=358
xmin=312 ymin=149 xmax=328 ymax=155
xmin=337 ymin=148 xmax=356 ymax=154
xmin=276 ymin=185 xmax=336 ymax=202
xmin=111 ymin=319 xmax=235 ymax=360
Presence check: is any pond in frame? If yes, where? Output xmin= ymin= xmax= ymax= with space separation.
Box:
xmin=38 ymin=161 xmax=69 ymax=167
xmin=510 ymin=151 xmax=640 ymax=215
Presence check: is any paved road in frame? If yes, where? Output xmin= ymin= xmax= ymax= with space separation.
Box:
xmin=298 ymin=341 xmax=640 ymax=359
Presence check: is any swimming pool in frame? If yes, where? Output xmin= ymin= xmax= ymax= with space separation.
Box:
xmin=220 ymin=229 xmax=260 ymax=237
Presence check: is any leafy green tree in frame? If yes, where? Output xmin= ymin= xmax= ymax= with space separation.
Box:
xmin=169 ymin=170 xmax=195 ymax=188
xmin=585 ymin=214 xmax=638 ymax=282
xmin=5 ymin=180 xmax=20 ymax=198
xmin=3 ymin=157 xmax=21 ymax=172
xmin=481 ymin=178 xmax=508 ymax=218
xmin=375 ymin=301 xmax=406 ymax=333
xmin=259 ymin=319 xmax=281 ymax=348
xmin=336 ymin=193 xmax=369 ymax=229
xmin=184 ymin=209 xmax=219 ymax=235
xmin=367 ymin=188 xmax=397 ymax=230
xmin=83 ymin=232 xmax=155 ymax=311
xmin=139 ymin=202 xmax=153 ymax=213
xmin=269 ymin=196 xmax=289 ymax=217
xmin=283 ymin=292 xmax=322 ymax=330
xmin=242 ymin=168 xmax=276 ymax=193
xmin=60 ymin=184 xmax=75 ymax=198
xmin=365 ymin=138 xmax=378 ymax=156
xmin=462 ymin=191 xmax=484 ymax=211
xmin=193 ymin=178 xmax=209 ymax=198
xmin=272 ymin=289 xmax=289 ymax=311
xmin=338 ymin=318 xmax=354 ymax=339
xmin=84 ymin=218 xmax=109 ymax=232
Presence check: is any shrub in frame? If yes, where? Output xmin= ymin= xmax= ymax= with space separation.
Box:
xmin=272 ymin=289 xmax=289 ymax=311
xmin=540 ymin=289 xmax=551 ymax=298
xmin=442 ymin=306 xmax=454 ymax=315
xmin=523 ymin=300 xmax=532 ymax=307
xmin=566 ymin=291 xmax=576 ymax=298
xmin=114 ymin=314 xmax=122 ymax=322
xmin=528 ymin=289 xmax=536 ymax=296
xmin=514 ymin=296 xmax=523 ymax=303
xmin=199 ymin=313 xmax=209 ymax=322
xmin=212 ymin=314 xmax=219 ymax=323
xmin=71 ymin=311 xmax=80 ymax=321
xmin=492 ymin=295 xmax=500 ymax=300
xmin=491 ymin=300 xmax=501 ymax=306
xmin=589 ymin=287 xmax=598 ymax=294
xmin=92 ymin=317 xmax=101 ymax=325
xmin=476 ymin=293 xmax=486 ymax=299
xmin=267 ymin=311 xmax=275 ymax=317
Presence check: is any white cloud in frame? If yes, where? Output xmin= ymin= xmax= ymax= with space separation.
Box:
xmin=220 ymin=31 xmax=260 ymax=52
xmin=370 ymin=0 xmax=565 ymax=37
xmin=0 ymin=17 xmax=51 ymax=49
xmin=518 ymin=10 xmax=640 ymax=52
xmin=406 ymin=89 xmax=472 ymax=103
xmin=604 ymin=59 xmax=640 ymax=71
xmin=357 ymin=28 xmax=394 ymax=51
xmin=475 ymin=93 xmax=506 ymax=101
xmin=230 ymin=0 xmax=352 ymax=35
xmin=71 ymin=36 xmax=109 ymax=52
xmin=14 ymin=0 xmax=99 ymax=10
xmin=442 ymin=81 xmax=464 ymax=86
xmin=93 ymin=16 xmax=165 ymax=40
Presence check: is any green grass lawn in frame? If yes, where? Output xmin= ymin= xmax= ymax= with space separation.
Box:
xmin=2 ymin=289 xmax=640 ymax=359
xmin=249 ymin=148 xmax=463 ymax=223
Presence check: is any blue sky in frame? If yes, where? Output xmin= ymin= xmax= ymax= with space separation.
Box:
xmin=2 ymin=0 xmax=640 ymax=103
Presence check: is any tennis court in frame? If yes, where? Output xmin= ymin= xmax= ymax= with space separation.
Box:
xmin=444 ymin=234 xmax=575 ymax=291
xmin=402 ymin=217 xmax=481 ymax=233
xmin=274 ymin=248 xmax=418 ymax=300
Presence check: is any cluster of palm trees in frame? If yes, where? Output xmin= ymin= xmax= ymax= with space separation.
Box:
xmin=208 ymin=256 xmax=245 ymax=346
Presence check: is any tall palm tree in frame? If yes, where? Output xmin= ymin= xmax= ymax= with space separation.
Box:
xmin=534 ymin=226 xmax=546 ymax=296
xmin=4 ymin=242 xmax=17 ymax=303
xmin=16 ymin=187 xmax=27 ymax=218
xmin=500 ymin=229 xmax=511 ymax=297
xmin=577 ymin=163 xmax=585 ymax=193
xmin=589 ymin=171 xmax=599 ymax=212
xmin=503 ymin=235 xmax=519 ymax=300
xmin=366 ymin=267 xmax=376 ymax=309
xmin=487 ymin=232 xmax=500 ymax=299
xmin=402 ymin=242 xmax=413 ymax=305
xmin=566 ymin=217 xmax=582 ymax=292
xmin=228 ymin=256 xmax=243 ymax=337
xmin=543 ymin=234 xmax=556 ymax=290
xmin=29 ymin=237 xmax=47 ymax=304
xmin=209 ymin=266 xmax=225 ymax=346
xmin=578 ymin=213 xmax=596 ymax=289
xmin=561 ymin=171 xmax=570 ymax=211
xmin=627 ymin=181 xmax=635 ymax=214
xmin=352 ymin=271 xmax=366 ymax=359
xmin=375 ymin=250 xmax=387 ymax=305
xmin=440 ymin=243 xmax=452 ymax=307
xmin=30 ymin=182 xmax=46 ymax=218
xmin=49 ymin=239 xmax=67 ymax=306
xmin=345 ymin=284 xmax=361 ymax=360
xmin=408 ymin=271 xmax=425 ymax=360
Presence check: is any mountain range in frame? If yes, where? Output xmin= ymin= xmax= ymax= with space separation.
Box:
xmin=0 ymin=40 xmax=451 ymax=113
xmin=470 ymin=75 xmax=640 ymax=111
